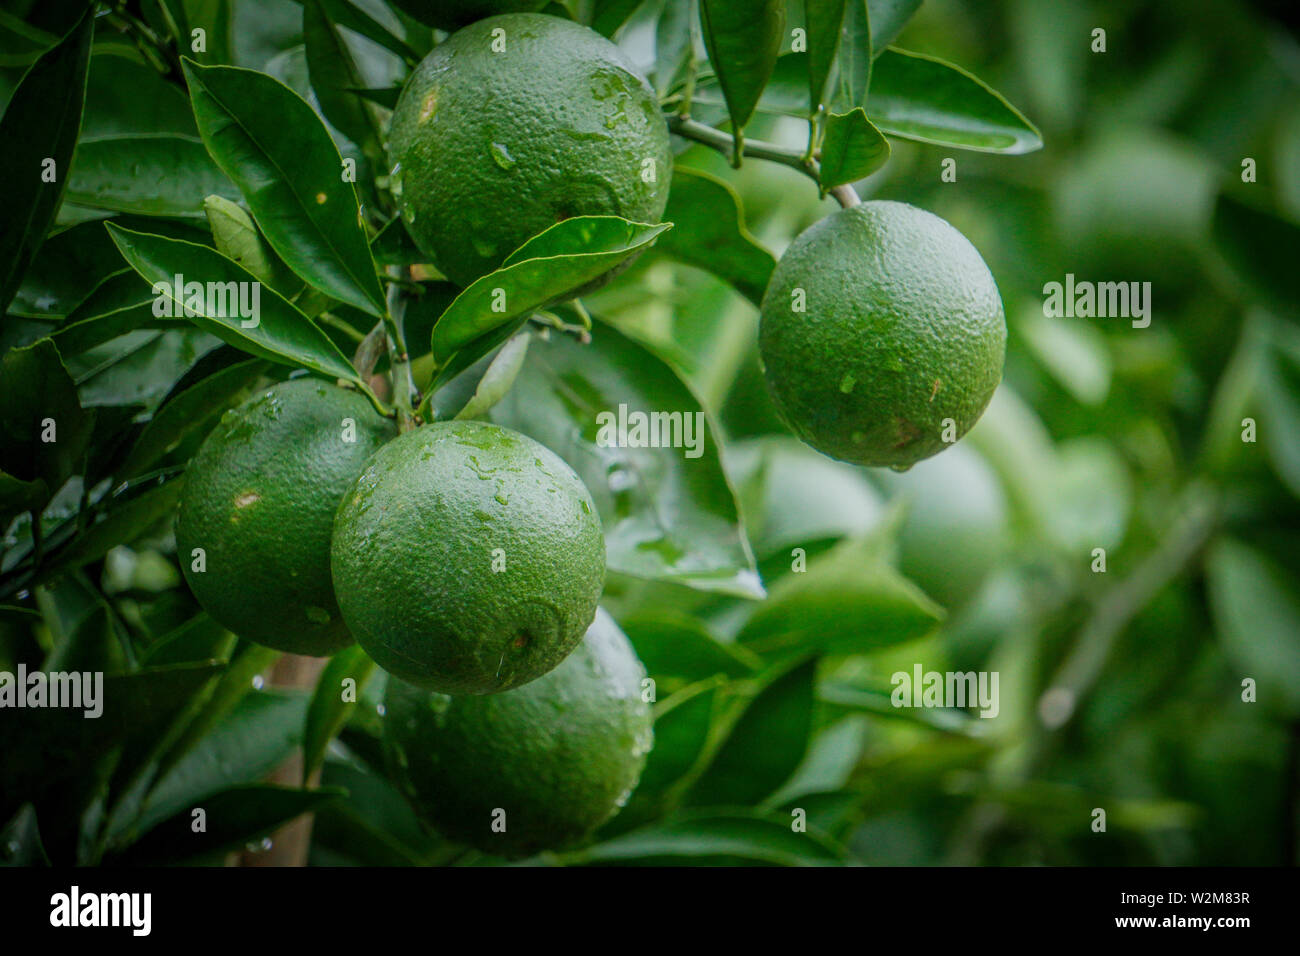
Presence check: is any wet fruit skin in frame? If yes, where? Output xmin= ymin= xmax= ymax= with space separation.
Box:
xmin=388 ymin=0 xmax=548 ymax=31
xmin=759 ymin=200 xmax=1006 ymax=469
xmin=383 ymin=608 xmax=653 ymax=859
xmin=387 ymin=13 xmax=672 ymax=287
xmin=176 ymin=378 xmax=397 ymax=656
xmin=330 ymin=419 xmax=606 ymax=695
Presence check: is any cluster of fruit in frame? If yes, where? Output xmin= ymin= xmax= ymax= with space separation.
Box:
xmin=174 ymin=2 xmax=1007 ymax=859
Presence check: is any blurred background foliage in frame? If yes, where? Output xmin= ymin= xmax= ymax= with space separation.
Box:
xmin=1 ymin=0 xmax=1298 ymax=867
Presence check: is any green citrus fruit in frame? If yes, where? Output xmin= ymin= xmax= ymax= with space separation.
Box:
xmin=330 ymin=420 xmax=605 ymax=694
xmin=389 ymin=0 xmax=547 ymax=31
xmin=383 ymin=607 xmax=652 ymax=858
xmin=758 ymin=200 xmax=1006 ymax=469
xmin=387 ymin=13 xmax=672 ymax=286
xmin=176 ymin=379 xmax=397 ymax=656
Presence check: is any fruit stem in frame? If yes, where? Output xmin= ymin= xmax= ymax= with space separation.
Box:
xmin=668 ymin=113 xmax=838 ymax=197
xmin=384 ymin=268 xmax=421 ymax=431
xmin=830 ymin=184 xmax=862 ymax=208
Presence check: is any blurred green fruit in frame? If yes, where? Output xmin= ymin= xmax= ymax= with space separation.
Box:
xmin=383 ymin=608 xmax=652 ymax=858
xmin=176 ymin=379 xmax=397 ymax=656
xmin=331 ymin=420 xmax=605 ymax=694
xmin=759 ymin=201 xmax=1006 ymax=469
xmin=874 ymin=442 xmax=1010 ymax=610
xmin=388 ymin=13 xmax=672 ymax=286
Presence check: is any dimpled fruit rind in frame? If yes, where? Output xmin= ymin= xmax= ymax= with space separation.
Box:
xmin=387 ymin=13 xmax=672 ymax=287
xmin=389 ymin=0 xmax=547 ymax=31
xmin=759 ymin=200 xmax=1006 ymax=469
xmin=330 ymin=419 xmax=605 ymax=695
xmin=383 ymin=608 xmax=652 ymax=858
xmin=176 ymin=378 xmax=397 ymax=656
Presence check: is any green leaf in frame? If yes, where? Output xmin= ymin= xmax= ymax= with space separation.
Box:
xmin=574 ymin=810 xmax=845 ymax=866
xmin=0 ymin=8 xmax=93 ymax=313
xmin=0 ymin=338 xmax=92 ymax=495
xmin=488 ymin=320 xmax=762 ymax=598
xmin=116 ymin=358 xmax=266 ymax=479
xmin=203 ymin=195 xmax=300 ymax=294
xmin=1258 ymin=320 xmax=1300 ymax=496
xmin=698 ymin=0 xmax=785 ymax=150
xmin=656 ymin=167 xmax=775 ymax=306
xmin=42 ymin=479 xmax=185 ymax=578
xmin=303 ymin=0 xmax=386 ymax=160
xmin=1211 ymin=193 xmax=1300 ymax=322
xmin=867 ymin=0 xmax=921 ymax=53
xmin=868 ymin=48 xmax=1042 ymax=154
xmin=430 ymin=216 xmax=671 ymax=365
xmin=65 ymin=134 xmax=239 ymax=217
xmin=736 ymin=534 xmax=944 ymax=656
xmin=653 ymin=0 xmax=696 ymax=98
xmin=806 ymin=0 xmax=847 ymax=114
xmin=819 ymin=681 xmax=985 ymax=735
xmin=301 ymin=644 xmax=376 ymax=784
xmin=105 ymin=224 xmax=366 ymax=387
xmin=622 ymin=611 xmax=757 ymax=687
xmin=51 ymin=270 xmax=166 ymax=356
xmin=113 ymin=784 xmax=342 ymax=864
xmin=831 ymin=0 xmax=870 ymax=112
xmin=289 ymin=0 xmax=419 ymax=63
xmin=613 ymin=676 xmax=724 ymax=828
xmin=1206 ymin=538 xmax=1300 ymax=718
xmin=452 ymin=332 xmax=530 ymax=421
xmin=180 ymin=59 xmax=386 ymax=318
xmin=686 ymin=656 xmax=818 ymax=807
xmin=820 ymin=107 xmax=890 ymax=189
xmin=137 ymin=688 xmax=307 ymax=836
xmin=83 ymin=51 xmax=198 ymax=139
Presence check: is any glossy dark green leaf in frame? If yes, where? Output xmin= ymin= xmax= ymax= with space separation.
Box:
xmin=114 ymin=784 xmax=342 ymax=864
xmin=137 ymin=687 xmax=307 ymax=836
xmin=43 ymin=479 xmax=185 ymax=577
xmin=289 ymin=0 xmax=419 ymax=62
xmin=489 ymin=320 xmax=762 ymax=598
xmin=1206 ymin=538 xmax=1300 ymax=718
xmin=657 ymin=167 xmax=775 ymax=306
xmin=589 ymin=0 xmax=641 ymax=37
xmin=686 ymin=656 xmax=818 ymax=806
xmin=868 ymin=48 xmax=1043 ymax=153
xmin=575 ymin=810 xmax=845 ymax=866
xmin=106 ymin=224 xmax=366 ymax=386
xmin=117 ymin=359 xmax=265 ymax=479
xmin=737 ymin=534 xmax=944 ymax=656
xmin=622 ymin=611 xmax=757 ymax=687
xmin=303 ymin=0 xmax=386 ymax=160
xmin=613 ymin=676 xmax=724 ymax=829
xmin=0 ymin=8 xmax=93 ymax=312
xmin=0 ymin=338 xmax=92 ymax=493
xmin=430 ymin=216 xmax=671 ymax=364
xmin=1211 ymin=193 xmax=1300 ymax=322
xmin=868 ymin=0 xmax=921 ymax=53
xmin=806 ymin=0 xmax=847 ymax=114
xmin=180 ymin=59 xmax=386 ymax=318
xmin=698 ymin=0 xmax=785 ymax=150
xmin=65 ymin=134 xmax=239 ymax=217
xmin=83 ymin=52 xmax=198 ymax=139
xmin=301 ymin=644 xmax=376 ymax=784
xmin=820 ymin=107 xmax=890 ymax=188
